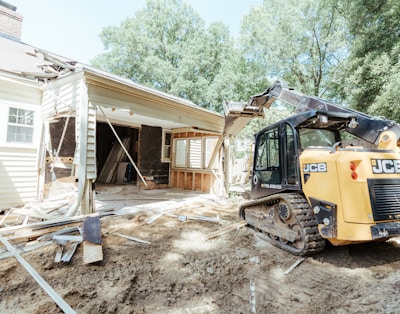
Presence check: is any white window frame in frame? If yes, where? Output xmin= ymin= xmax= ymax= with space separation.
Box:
xmin=204 ymin=137 xmax=219 ymax=169
xmin=174 ymin=138 xmax=187 ymax=168
xmin=0 ymin=101 xmax=39 ymax=148
xmin=7 ymin=107 xmax=35 ymax=144
xmin=161 ymin=130 xmax=172 ymax=162
xmin=173 ymin=136 xmax=219 ymax=170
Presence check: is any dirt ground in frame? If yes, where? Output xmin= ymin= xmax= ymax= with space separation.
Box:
xmin=1 ymin=186 xmax=400 ymax=314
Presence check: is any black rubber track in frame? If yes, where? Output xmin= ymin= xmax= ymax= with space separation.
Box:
xmin=240 ymin=193 xmax=326 ymax=256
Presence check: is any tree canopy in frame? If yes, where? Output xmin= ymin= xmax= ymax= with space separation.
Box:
xmin=91 ymin=0 xmax=240 ymax=112
xmin=91 ymin=0 xmax=400 ymax=123
xmin=338 ymin=0 xmax=400 ymax=121
xmin=239 ymin=0 xmax=348 ymax=98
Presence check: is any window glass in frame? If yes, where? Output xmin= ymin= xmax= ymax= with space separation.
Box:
xmin=189 ymin=138 xmax=202 ymax=168
xmin=162 ymin=131 xmax=172 ymax=162
xmin=286 ymin=125 xmax=298 ymax=185
xmin=299 ymin=128 xmax=336 ymax=148
xmin=255 ymin=128 xmax=281 ymax=184
xmin=204 ymin=137 xmax=218 ymax=169
xmin=175 ymin=139 xmax=187 ymax=167
xmin=7 ymin=107 xmax=35 ymax=143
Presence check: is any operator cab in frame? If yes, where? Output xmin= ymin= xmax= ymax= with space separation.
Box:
xmin=250 ymin=111 xmax=351 ymax=199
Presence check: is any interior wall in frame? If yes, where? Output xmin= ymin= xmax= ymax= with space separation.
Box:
xmin=96 ymin=122 xmax=139 ymax=184
xmin=46 ymin=117 xmax=76 ymax=181
xmin=139 ymin=125 xmax=169 ymax=186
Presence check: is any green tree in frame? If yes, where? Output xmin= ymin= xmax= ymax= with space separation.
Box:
xmin=338 ymin=0 xmax=400 ymax=120
xmin=91 ymin=0 xmax=237 ymax=112
xmin=239 ymin=0 xmax=348 ymax=98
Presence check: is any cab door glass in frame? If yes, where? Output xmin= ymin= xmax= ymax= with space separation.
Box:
xmin=255 ymin=128 xmax=281 ymax=184
xmin=286 ymin=124 xmax=298 ymax=185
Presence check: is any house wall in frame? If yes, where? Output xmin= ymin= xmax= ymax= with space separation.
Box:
xmin=41 ymin=73 xmax=83 ymax=119
xmin=0 ymin=75 xmax=42 ymax=208
xmin=170 ymin=131 xmax=222 ymax=194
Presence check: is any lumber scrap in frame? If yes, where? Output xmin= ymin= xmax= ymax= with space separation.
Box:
xmin=202 ymin=220 xmax=247 ymax=241
xmin=53 ymin=235 xmax=83 ymax=242
xmin=145 ymin=209 xmax=176 ymax=224
xmin=169 ymin=213 xmax=221 ymax=224
xmin=83 ymin=241 xmax=103 ymax=264
xmin=54 ymin=245 xmax=63 ymax=263
xmin=3 ymin=222 xmax=82 ymax=244
xmin=0 ymin=240 xmax=52 ymax=260
xmin=112 ymin=232 xmax=151 ymax=244
xmin=284 ymin=258 xmax=305 ymax=275
xmin=0 ymin=235 xmax=76 ymax=314
xmin=61 ymin=242 xmax=80 ymax=262
xmin=97 ymin=137 xmax=130 ymax=183
xmin=0 ymin=208 xmax=14 ymax=226
xmin=82 ymin=215 xmax=103 ymax=264
xmin=0 ymin=211 xmax=113 ymax=244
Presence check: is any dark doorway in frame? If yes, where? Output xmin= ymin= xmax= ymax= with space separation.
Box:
xmin=96 ymin=122 xmax=139 ymax=184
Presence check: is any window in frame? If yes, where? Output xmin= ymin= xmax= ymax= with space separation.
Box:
xmin=7 ymin=107 xmax=35 ymax=143
xmin=173 ymin=136 xmax=220 ymax=169
xmin=175 ymin=139 xmax=187 ymax=167
xmin=204 ymin=137 xmax=218 ymax=169
xmin=189 ymin=138 xmax=202 ymax=168
xmin=255 ymin=128 xmax=281 ymax=184
xmin=161 ymin=130 xmax=172 ymax=162
xmin=299 ymin=128 xmax=336 ymax=148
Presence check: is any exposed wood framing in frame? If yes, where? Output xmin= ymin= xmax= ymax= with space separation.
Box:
xmin=50 ymin=115 xmax=70 ymax=172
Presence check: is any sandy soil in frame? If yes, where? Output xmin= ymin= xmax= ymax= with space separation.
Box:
xmin=1 ymin=190 xmax=400 ymax=314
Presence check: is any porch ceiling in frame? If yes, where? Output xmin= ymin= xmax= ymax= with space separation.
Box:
xmin=96 ymin=106 xmax=187 ymax=129
xmin=83 ymin=68 xmax=225 ymax=133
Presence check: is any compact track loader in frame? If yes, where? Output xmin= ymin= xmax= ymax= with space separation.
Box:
xmin=226 ymin=81 xmax=400 ymax=255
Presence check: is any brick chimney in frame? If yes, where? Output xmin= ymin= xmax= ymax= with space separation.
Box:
xmin=0 ymin=1 xmax=22 ymax=41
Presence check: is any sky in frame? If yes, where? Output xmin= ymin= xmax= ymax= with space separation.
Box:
xmin=9 ymin=0 xmax=262 ymax=64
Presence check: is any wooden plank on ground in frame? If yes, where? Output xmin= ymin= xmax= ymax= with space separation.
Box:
xmin=82 ymin=214 xmax=103 ymax=264
xmin=202 ymin=220 xmax=247 ymax=241
xmin=82 ymin=241 xmax=103 ymax=264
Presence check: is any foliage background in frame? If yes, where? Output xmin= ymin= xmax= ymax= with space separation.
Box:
xmin=91 ymin=0 xmax=400 ymax=142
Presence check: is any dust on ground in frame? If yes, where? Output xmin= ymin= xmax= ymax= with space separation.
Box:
xmin=1 ymin=186 xmax=400 ymax=314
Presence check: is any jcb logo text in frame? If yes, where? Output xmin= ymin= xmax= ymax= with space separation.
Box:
xmin=371 ymin=159 xmax=400 ymax=174
xmin=303 ymin=163 xmax=327 ymax=173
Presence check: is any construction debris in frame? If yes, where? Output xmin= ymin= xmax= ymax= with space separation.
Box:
xmin=284 ymin=258 xmax=305 ymax=275
xmin=82 ymin=215 xmax=103 ymax=264
xmin=112 ymin=232 xmax=151 ymax=244
xmin=203 ymin=220 xmax=247 ymax=241
xmin=0 ymin=235 xmax=76 ymax=314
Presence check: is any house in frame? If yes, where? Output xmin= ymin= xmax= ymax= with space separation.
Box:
xmin=0 ymin=1 xmax=228 ymax=215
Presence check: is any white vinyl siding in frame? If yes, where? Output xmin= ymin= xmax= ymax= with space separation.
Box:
xmin=0 ymin=147 xmax=38 ymax=208
xmin=41 ymin=75 xmax=83 ymax=119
